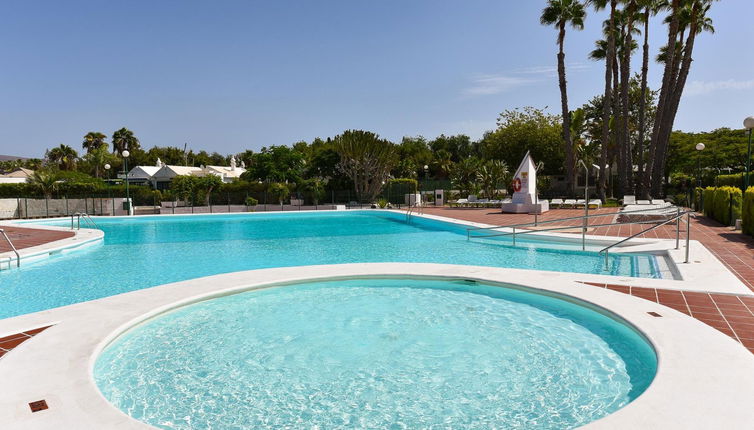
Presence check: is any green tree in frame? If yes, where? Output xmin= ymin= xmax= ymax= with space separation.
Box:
xmin=196 ymin=174 xmax=223 ymax=205
xmin=82 ymin=132 xmax=107 ymax=154
xmin=112 ymin=127 xmax=140 ymax=154
xmin=450 ymin=157 xmax=481 ymax=197
xmin=268 ymin=182 xmax=290 ymax=205
xmin=29 ymin=169 xmax=59 ymax=199
xmin=477 ymin=160 xmax=509 ymax=199
xmin=170 ymin=175 xmax=196 ymax=202
xmin=479 ymin=107 xmax=564 ymax=176
xmin=334 ymin=130 xmax=397 ymax=202
xmin=540 ymin=0 xmax=587 ymax=195
xmin=82 ymin=144 xmax=116 ymax=178
xmin=45 ymin=144 xmax=78 ymax=170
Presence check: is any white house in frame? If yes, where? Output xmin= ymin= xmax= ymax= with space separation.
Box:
xmin=204 ymin=156 xmax=246 ymax=183
xmin=151 ymin=165 xmax=204 ymax=190
xmin=0 ymin=167 xmax=33 ymax=184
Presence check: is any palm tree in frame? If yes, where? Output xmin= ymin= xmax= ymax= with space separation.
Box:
xmin=540 ymin=0 xmax=587 ymax=197
xmin=589 ymin=0 xmax=617 ymax=201
xmin=645 ymin=0 xmax=717 ymax=197
xmin=82 ymin=132 xmax=107 ymax=154
xmin=112 ymin=128 xmax=140 ymax=154
xmin=46 ymin=144 xmax=78 ymax=170
xmin=29 ymin=169 xmax=58 ymax=199
xmin=634 ymin=0 xmax=666 ymax=197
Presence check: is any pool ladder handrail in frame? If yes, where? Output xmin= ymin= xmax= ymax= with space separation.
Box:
xmin=0 ymin=228 xmax=20 ymax=268
xmin=71 ymin=212 xmax=99 ymax=230
xmin=600 ymin=209 xmax=694 ymax=267
xmin=466 ymin=206 xmax=694 ymax=264
xmin=405 ymin=201 xmax=424 ymax=222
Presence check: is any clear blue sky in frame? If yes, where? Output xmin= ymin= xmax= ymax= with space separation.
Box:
xmin=1 ymin=0 xmax=752 ymax=158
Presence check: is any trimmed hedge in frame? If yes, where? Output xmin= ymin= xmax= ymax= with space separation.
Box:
xmin=744 ymin=187 xmax=754 ymax=236
xmin=716 ymin=172 xmax=754 ymax=189
xmin=702 ymin=187 xmax=715 ymax=218
xmin=712 ymin=187 xmax=742 ymax=226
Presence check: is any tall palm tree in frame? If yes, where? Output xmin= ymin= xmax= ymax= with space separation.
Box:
xmin=82 ymin=132 xmax=107 ymax=154
xmin=589 ymin=0 xmax=617 ymax=201
xmin=634 ymin=0 xmax=665 ymax=197
xmin=46 ymin=144 xmax=78 ymax=171
xmin=540 ymin=0 xmax=587 ymax=197
xmin=617 ymin=0 xmax=640 ymax=195
xmin=112 ymin=128 xmax=140 ymax=154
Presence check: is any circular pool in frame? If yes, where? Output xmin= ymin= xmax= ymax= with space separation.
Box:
xmin=94 ymin=277 xmax=657 ymax=429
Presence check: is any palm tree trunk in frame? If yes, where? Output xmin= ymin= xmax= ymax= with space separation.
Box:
xmin=644 ymin=0 xmax=680 ymax=198
xmin=636 ymin=7 xmax=650 ymax=197
xmin=599 ymin=1 xmax=617 ymax=202
xmin=619 ymin=8 xmax=635 ymax=195
xmin=557 ymin=23 xmax=575 ymax=196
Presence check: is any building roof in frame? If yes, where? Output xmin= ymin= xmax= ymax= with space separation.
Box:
xmin=1 ymin=167 xmax=34 ymax=178
xmin=127 ymin=166 xmax=161 ymax=179
xmin=152 ymin=165 xmax=204 ymax=180
xmin=205 ymin=165 xmax=246 ymax=179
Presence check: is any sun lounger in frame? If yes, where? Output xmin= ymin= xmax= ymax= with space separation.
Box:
xmin=636 ymin=200 xmax=651 ymax=205
xmin=623 ymin=195 xmax=636 ymax=206
xmin=651 ymin=199 xmax=665 ymax=205
xmin=550 ymin=198 xmax=564 ymax=208
xmin=588 ymin=199 xmax=602 ymax=209
xmin=562 ymin=199 xmax=577 ymax=208
xmin=574 ymin=199 xmax=587 ymax=208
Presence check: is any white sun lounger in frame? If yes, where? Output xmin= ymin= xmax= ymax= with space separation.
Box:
xmin=637 ymin=200 xmax=651 ymax=205
xmin=623 ymin=195 xmax=636 ymax=206
xmin=562 ymin=199 xmax=577 ymax=208
xmin=588 ymin=199 xmax=602 ymax=209
xmin=550 ymin=198 xmax=564 ymax=208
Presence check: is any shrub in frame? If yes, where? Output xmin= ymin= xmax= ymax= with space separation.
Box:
xmin=702 ymin=187 xmax=715 ymax=217
xmin=716 ymin=172 xmax=754 ymax=189
xmin=743 ymin=187 xmax=754 ymax=236
xmin=268 ymin=182 xmax=290 ymax=204
xmin=376 ymin=198 xmax=388 ymax=209
xmin=244 ymin=196 xmax=258 ymax=206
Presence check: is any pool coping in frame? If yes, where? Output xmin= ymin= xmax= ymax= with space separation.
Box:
xmin=0 ymin=222 xmax=103 ymax=270
xmin=0 ymin=263 xmax=752 ymax=429
xmin=4 ymin=209 xmax=748 ymax=295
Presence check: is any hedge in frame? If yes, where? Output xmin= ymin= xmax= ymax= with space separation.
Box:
xmin=716 ymin=172 xmax=754 ymax=189
xmin=744 ymin=187 xmax=754 ymax=236
xmin=702 ymin=187 xmax=715 ymax=218
xmin=712 ymin=186 xmax=742 ymax=226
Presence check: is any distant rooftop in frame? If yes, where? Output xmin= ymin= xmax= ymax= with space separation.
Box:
xmin=0 ymin=155 xmax=29 ymax=161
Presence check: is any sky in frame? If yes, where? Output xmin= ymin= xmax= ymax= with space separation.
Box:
xmin=1 ymin=0 xmax=752 ymax=158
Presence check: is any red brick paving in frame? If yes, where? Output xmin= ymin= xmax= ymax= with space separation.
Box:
xmin=0 ymin=226 xmax=74 ymax=253
xmin=580 ymin=282 xmax=754 ymax=354
xmin=0 ymin=326 xmax=51 ymax=359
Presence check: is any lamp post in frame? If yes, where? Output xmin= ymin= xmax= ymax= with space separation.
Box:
xmin=744 ymin=116 xmax=754 ymax=190
xmin=104 ymin=163 xmax=111 ymax=215
xmin=121 ymin=150 xmax=131 ymax=215
xmin=423 ymin=164 xmax=429 ymax=205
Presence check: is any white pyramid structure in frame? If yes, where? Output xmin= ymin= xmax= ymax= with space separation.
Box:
xmin=501 ymin=151 xmax=549 ymax=214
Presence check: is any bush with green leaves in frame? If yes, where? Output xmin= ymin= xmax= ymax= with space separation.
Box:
xmin=702 ymin=187 xmax=715 ymax=217
xmin=245 ymin=196 xmax=258 ymax=206
xmin=268 ymin=182 xmax=290 ymax=204
xmin=743 ymin=187 xmax=754 ymax=236
xmin=716 ymin=172 xmax=754 ymax=189
xmin=376 ymin=198 xmax=388 ymax=208
xmin=711 ymin=187 xmax=741 ymax=226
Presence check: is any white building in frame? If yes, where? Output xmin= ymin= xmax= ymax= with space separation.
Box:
xmin=0 ymin=168 xmax=33 ymax=184
xmin=129 ymin=156 xmax=246 ymax=189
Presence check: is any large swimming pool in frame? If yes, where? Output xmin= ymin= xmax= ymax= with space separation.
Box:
xmin=0 ymin=211 xmax=661 ymax=319
xmin=94 ymin=277 xmax=658 ymax=429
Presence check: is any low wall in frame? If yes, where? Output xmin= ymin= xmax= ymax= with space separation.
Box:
xmin=0 ymin=197 xmax=131 ymax=219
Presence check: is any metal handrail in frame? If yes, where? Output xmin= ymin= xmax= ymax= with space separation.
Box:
xmin=466 ymin=205 xmax=680 ymax=233
xmin=600 ymin=210 xmax=693 ymax=267
xmin=0 ymin=228 xmax=20 ymax=268
xmin=70 ymin=212 xmax=99 ymax=230
xmin=468 ymin=218 xmax=677 ymax=241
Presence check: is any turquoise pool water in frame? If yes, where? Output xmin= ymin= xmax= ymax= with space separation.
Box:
xmin=0 ymin=211 xmax=660 ymax=319
xmin=94 ymin=278 xmax=658 ymax=429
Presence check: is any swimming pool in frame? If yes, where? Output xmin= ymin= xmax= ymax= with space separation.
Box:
xmin=94 ymin=277 xmax=657 ymax=429
xmin=0 ymin=211 xmax=661 ymax=319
